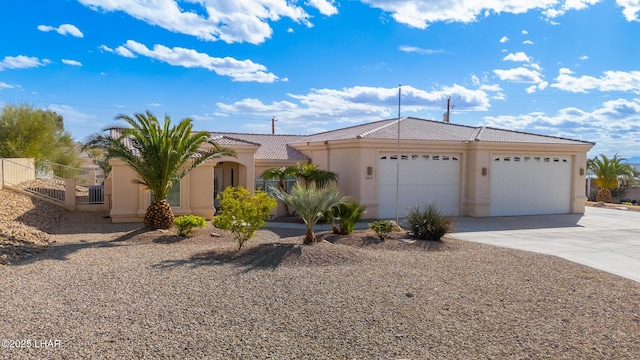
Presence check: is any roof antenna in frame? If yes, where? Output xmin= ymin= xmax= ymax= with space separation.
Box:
xmin=271 ymin=116 xmax=278 ymax=134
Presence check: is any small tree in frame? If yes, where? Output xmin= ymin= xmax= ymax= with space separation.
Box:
xmin=212 ymin=186 xmax=277 ymax=250
xmin=0 ymin=103 xmax=78 ymax=167
xmin=272 ymin=183 xmax=346 ymax=244
xmin=588 ymin=154 xmax=638 ymax=203
xmin=85 ymin=148 xmax=112 ymax=180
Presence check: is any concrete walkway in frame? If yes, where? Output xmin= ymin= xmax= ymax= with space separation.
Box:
xmin=450 ymin=207 xmax=640 ymax=283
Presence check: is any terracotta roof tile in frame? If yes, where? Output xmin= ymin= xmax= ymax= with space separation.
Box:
xmin=209 ymin=132 xmax=310 ymax=161
xmin=295 ymin=117 xmax=594 ymax=145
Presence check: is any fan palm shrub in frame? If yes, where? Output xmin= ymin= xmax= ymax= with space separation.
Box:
xmin=588 ymin=154 xmax=638 ymax=203
xmin=261 ymin=166 xmax=296 ymax=216
xmin=329 ymin=200 xmax=366 ymax=235
xmin=84 ymin=110 xmax=236 ymax=229
xmin=292 ymin=163 xmax=339 ymax=188
xmin=272 ymin=183 xmax=346 ymax=244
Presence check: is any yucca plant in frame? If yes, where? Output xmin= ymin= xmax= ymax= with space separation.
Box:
xmin=405 ymin=203 xmax=454 ymax=241
xmin=84 ymin=110 xmax=236 ymax=229
xmin=272 ymin=183 xmax=346 ymax=244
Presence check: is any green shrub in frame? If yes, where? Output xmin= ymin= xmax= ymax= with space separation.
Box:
xmin=174 ymin=215 xmax=207 ymax=236
xmin=212 ymin=186 xmax=277 ymax=250
xmin=334 ymin=201 xmax=366 ymax=235
xmin=368 ymin=220 xmax=395 ymax=241
xmin=405 ymin=203 xmax=454 ymax=241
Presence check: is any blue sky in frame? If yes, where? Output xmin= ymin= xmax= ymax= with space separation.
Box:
xmin=1 ymin=0 xmax=640 ymax=158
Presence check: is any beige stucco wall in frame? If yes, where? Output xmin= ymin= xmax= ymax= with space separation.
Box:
xmin=295 ymin=139 xmax=592 ymax=219
xmin=109 ymin=145 xmax=258 ymax=223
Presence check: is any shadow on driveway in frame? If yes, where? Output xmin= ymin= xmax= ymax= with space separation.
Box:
xmin=453 ymin=213 xmax=584 ymax=233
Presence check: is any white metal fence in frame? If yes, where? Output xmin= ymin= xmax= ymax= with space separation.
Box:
xmin=0 ymin=158 xmax=105 ymax=207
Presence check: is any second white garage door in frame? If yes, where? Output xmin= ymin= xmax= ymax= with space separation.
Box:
xmin=490 ymin=155 xmax=572 ymax=216
xmin=378 ymin=153 xmax=460 ymax=219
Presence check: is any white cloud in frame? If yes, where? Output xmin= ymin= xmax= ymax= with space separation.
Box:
xmin=499 ymin=36 xmax=509 ymax=43
xmin=0 ymin=55 xmax=50 ymax=71
xmin=37 ymin=24 xmax=84 ymax=38
xmin=306 ymin=0 xmax=338 ymax=15
xmin=399 ymin=45 xmax=444 ymax=55
xmin=521 ymin=29 xmax=528 ymax=34
xmin=483 ymin=98 xmax=640 ymax=156
xmin=0 ymin=82 xmax=15 ymax=89
xmin=358 ymin=0 xmax=601 ymax=29
xmin=579 ymin=55 xmax=589 ymax=60
xmin=523 ymin=40 xmax=534 ymax=45
xmin=115 ymin=46 xmax=136 ymax=58
xmin=287 ymin=27 xmax=294 ymax=33
xmin=551 ymin=69 xmax=640 ymax=93
xmin=493 ymin=67 xmax=544 ymax=84
xmin=62 ymin=59 xmax=83 ymax=66
xmin=100 ymin=44 xmax=137 ymax=58
xmin=617 ymin=0 xmax=640 ymax=21
xmin=503 ymin=52 xmax=531 ymax=62
xmin=121 ymin=40 xmax=279 ymax=83
xmin=78 ymin=0 xmax=328 ymax=44
xmin=543 ymin=0 xmax=600 ymax=18
xmin=148 ymin=103 xmax=162 ymax=107
xmin=215 ymin=84 xmax=491 ymax=132
xmin=46 ymin=104 xmax=96 ymax=124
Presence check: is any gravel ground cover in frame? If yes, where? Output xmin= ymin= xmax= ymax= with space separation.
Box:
xmin=1 ymin=193 xmax=640 ymax=359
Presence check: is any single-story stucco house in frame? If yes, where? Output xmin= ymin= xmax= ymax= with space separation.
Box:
xmin=108 ymin=117 xmax=595 ymax=222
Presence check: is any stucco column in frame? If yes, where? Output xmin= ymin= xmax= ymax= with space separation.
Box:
xmin=462 ymin=147 xmax=491 ymax=217
xmin=64 ymin=178 xmax=76 ymax=211
xmin=571 ymin=153 xmax=588 ymax=214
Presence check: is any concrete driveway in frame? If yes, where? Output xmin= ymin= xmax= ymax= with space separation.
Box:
xmin=451 ymin=207 xmax=640 ymax=283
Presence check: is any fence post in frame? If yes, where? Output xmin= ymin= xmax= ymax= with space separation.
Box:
xmin=65 ymin=178 xmax=76 ymax=211
xmin=0 ymin=159 xmax=4 ymax=190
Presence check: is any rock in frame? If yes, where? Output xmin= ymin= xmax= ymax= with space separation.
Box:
xmin=0 ymin=189 xmax=67 ymax=265
xmin=210 ymin=232 xmax=221 ymax=237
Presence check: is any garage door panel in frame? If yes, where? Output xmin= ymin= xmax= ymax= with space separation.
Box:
xmin=378 ymin=153 xmax=460 ymax=218
xmin=490 ymin=155 xmax=571 ymax=216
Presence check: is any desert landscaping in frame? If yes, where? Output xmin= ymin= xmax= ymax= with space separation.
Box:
xmin=1 ymin=189 xmax=640 ymax=359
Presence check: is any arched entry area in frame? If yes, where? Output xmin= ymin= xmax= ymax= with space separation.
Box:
xmin=214 ymin=161 xmax=252 ymax=205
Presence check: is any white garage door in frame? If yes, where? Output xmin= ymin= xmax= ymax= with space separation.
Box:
xmin=378 ymin=153 xmax=460 ymax=219
xmin=490 ymin=155 xmax=572 ymax=216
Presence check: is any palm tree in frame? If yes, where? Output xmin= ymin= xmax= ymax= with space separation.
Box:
xmin=261 ymin=166 xmax=297 ymax=216
xmin=272 ymin=183 xmax=346 ymax=244
xmin=292 ymin=163 xmax=339 ymax=188
xmin=84 ymin=110 xmax=236 ymax=229
xmin=587 ymin=154 xmax=638 ymax=203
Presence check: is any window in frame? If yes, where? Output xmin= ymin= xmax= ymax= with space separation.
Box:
xmin=255 ymin=175 xmax=297 ymax=195
xmin=150 ymin=181 xmax=180 ymax=207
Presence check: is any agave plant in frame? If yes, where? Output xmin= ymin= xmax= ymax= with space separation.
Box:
xmin=84 ymin=110 xmax=236 ymax=229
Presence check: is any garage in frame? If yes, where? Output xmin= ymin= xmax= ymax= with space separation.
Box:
xmin=490 ymin=154 xmax=572 ymax=216
xmin=378 ymin=153 xmax=460 ymax=218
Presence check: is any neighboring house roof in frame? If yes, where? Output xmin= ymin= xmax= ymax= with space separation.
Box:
xmin=297 ymin=117 xmax=595 ymax=146
xmin=209 ymin=133 xmax=310 ymax=161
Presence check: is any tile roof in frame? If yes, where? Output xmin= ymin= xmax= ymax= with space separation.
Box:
xmin=296 ymin=117 xmax=594 ymax=145
xmin=209 ymin=132 xmax=310 ymax=161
